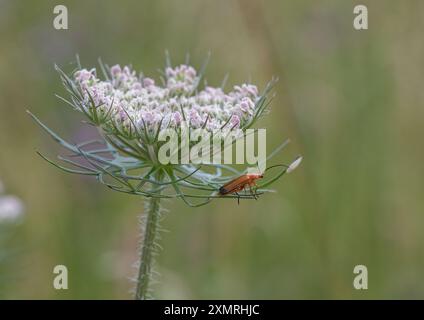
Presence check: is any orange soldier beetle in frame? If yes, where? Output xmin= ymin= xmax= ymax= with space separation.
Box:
xmin=218 ymin=172 xmax=264 ymax=204
xmin=218 ymin=157 xmax=302 ymax=204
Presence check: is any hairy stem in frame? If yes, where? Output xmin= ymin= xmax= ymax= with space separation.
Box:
xmin=135 ymin=170 xmax=164 ymax=300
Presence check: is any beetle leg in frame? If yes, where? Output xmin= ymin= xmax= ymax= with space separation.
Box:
xmin=249 ymin=185 xmax=254 ymax=199
xmin=254 ymin=184 xmax=259 ymax=199
xmin=254 ymin=190 xmax=258 ymax=200
xmin=235 ymin=192 xmax=240 ymax=205
xmin=250 ymin=181 xmax=259 ymax=200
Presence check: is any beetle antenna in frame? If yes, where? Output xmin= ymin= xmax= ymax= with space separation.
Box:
xmin=264 ymin=164 xmax=288 ymax=172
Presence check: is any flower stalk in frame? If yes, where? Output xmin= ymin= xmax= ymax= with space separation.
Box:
xmin=136 ymin=170 xmax=164 ymax=300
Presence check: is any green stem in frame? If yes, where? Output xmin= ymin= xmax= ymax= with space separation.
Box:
xmin=135 ymin=170 xmax=164 ymax=300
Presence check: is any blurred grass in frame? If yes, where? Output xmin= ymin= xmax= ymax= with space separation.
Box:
xmin=1 ymin=0 xmax=424 ymax=299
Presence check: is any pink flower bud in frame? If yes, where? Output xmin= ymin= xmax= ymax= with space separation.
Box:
xmin=110 ymin=65 xmax=121 ymax=76
xmin=143 ymin=78 xmax=155 ymax=87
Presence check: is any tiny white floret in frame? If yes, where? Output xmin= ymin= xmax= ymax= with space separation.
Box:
xmin=287 ymin=156 xmax=302 ymax=173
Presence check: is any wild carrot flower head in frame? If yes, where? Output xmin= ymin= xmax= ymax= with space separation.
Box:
xmin=73 ymin=63 xmax=260 ymax=134
xmin=29 ymin=56 xmax=299 ymax=206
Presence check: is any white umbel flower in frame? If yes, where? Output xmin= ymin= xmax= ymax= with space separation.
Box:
xmin=73 ymin=64 xmax=260 ymax=134
xmin=0 ymin=195 xmax=24 ymax=223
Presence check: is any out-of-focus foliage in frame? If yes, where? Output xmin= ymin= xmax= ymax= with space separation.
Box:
xmin=0 ymin=0 xmax=423 ymax=299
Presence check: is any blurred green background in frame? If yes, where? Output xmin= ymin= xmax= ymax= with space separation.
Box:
xmin=1 ymin=0 xmax=424 ymax=299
